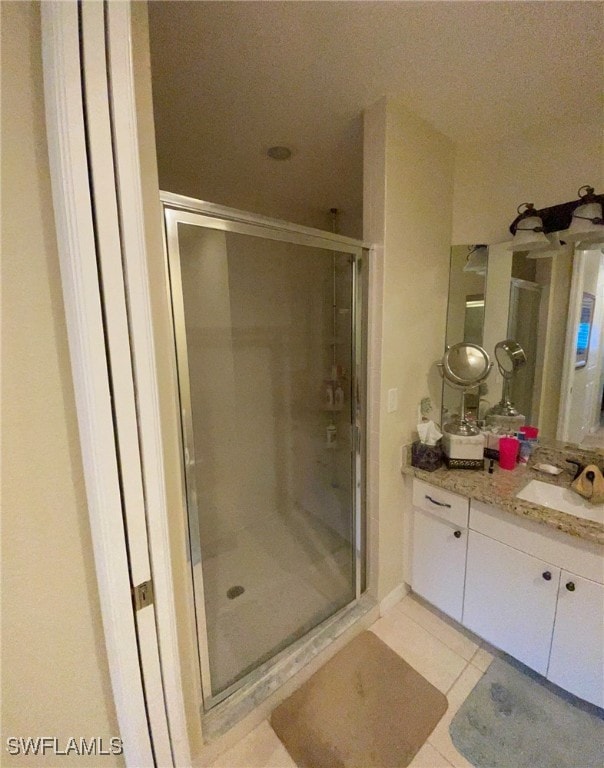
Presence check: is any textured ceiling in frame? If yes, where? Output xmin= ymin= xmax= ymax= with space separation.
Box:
xmin=148 ymin=1 xmax=603 ymax=235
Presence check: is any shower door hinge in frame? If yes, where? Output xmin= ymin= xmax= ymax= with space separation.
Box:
xmin=132 ymin=579 xmax=154 ymax=611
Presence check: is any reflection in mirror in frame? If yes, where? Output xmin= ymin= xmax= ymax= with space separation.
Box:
xmin=443 ymin=241 xmax=604 ymax=448
xmin=506 ymin=277 xmax=541 ymax=422
xmin=559 ymin=245 xmax=604 ymax=447
xmin=494 ymin=339 xmax=526 ymax=374
xmin=464 ymin=295 xmax=485 ymax=346
xmin=485 ymin=339 xmax=527 ymax=429
xmin=443 ymin=246 xmax=488 ymax=425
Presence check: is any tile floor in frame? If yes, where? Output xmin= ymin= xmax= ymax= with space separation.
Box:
xmin=207 ymin=592 xmax=495 ymax=767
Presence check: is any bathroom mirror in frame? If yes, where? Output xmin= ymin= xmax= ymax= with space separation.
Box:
xmin=443 ymin=241 xmax=604 ymax=447
xmin=440 ymin=343 xmax=492 ymax=388
xmin=494 ymin=339 xmax=527 ymax=376
xmin=442 ymin=246 xmax=488 ymax=425
xmin=445 ymin=246 xmax=487 ymax=349
xmin=485 ymin=339 xmax=527 ymax=422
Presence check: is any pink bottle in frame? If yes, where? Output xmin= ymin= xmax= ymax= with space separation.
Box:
xmin=499 ymin=436 xmax=520 ymax=470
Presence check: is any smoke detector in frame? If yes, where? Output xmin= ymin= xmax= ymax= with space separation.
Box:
xmin=267 ymin=146 xmax=292 ymax=160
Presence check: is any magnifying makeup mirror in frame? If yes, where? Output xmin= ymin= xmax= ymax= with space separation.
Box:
xmin=438 ymin=342 xmax=493 ymax=436
xmin=487 ymin=339 xmax=527 ymax=418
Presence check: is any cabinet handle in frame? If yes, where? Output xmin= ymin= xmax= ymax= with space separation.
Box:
xmin=454 ymin=530 xmax=462 ymax=539
xmin=565 ymin=581 xmax=576 ymax=592
xmin=425 ymin=495 xmax=451 ymax=508
xmin=542 ymin=571 xmax=552 ymax=581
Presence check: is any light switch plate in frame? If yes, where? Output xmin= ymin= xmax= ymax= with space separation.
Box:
xmin=387 ymin=388 xmax=398 ymax=413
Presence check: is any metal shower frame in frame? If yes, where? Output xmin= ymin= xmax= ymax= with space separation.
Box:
xmin=160 ymin=191 xmax=367 ymax=710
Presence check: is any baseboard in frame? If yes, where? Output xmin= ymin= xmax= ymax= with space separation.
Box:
xmin=379 ymin=582 xmax=409 ymax=615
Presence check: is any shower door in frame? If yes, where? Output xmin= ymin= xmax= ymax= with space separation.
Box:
xmin=163 ymin=200 xmax=365 ymax=706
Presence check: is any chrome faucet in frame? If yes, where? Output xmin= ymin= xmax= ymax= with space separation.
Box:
xmin=566 ymin=459 xmax=603 ymax=481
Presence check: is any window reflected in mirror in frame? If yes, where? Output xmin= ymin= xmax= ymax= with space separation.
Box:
xmin=464 ymin=295 xmax=485 ymax=346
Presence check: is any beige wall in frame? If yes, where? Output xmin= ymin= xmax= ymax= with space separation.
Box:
xmin=364 ymin=99 xmax=454 ymax=598
xmin=452 ymin=120 xmax=604 ymax=245
xmin=363 ymin=101 xmax=386 ymax=601
xmin=147 ymin=4 xmax=363 ymax=240
xmin=1 ymin=2 xmax=122 ymax=764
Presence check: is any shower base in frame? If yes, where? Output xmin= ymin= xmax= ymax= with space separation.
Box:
xmin=201 ymin=502 xmax=355 ymax=697
xmin=202 ymin=591 xmax=377 ymax=742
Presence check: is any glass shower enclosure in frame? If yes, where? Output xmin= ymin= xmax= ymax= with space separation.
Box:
xmin=162 ymin=195 xmax=366 ymax=708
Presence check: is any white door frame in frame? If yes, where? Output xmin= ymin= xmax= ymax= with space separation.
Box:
xmin=41 ymin=2 xmax=190 ymax=765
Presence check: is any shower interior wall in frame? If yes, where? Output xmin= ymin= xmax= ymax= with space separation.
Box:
xmin=179 ymin=228 xmax=353 ymax=550
xmin=177 ymin=224 xmax=357 ymax=695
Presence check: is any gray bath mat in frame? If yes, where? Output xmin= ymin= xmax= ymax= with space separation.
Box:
xmin=450 ymin=656 xmax=604 ymax=768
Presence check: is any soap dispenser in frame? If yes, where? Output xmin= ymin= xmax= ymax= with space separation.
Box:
xmin=571 ymin=464 xmax=604 ymax=503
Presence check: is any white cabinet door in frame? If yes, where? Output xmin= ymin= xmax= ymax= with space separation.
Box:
xmin=547 ymin=572 xmax=604 ymax=708
xmin=412 ymin=509 xmax=467 ymax=622
xmin=464 ymin=530 xmax=560 ymax=674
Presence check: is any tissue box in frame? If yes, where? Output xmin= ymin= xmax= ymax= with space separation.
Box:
xmin=442 ymin=432 xmax=485 ymax=469
xmin=411 ymin=440 xmax=443 ymax=472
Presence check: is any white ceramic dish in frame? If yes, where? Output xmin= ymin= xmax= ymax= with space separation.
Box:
xmin=533 ymin=463 xmax=564 ymax=476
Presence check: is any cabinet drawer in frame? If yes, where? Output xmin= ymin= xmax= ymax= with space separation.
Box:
xmin=413 ymin=479 xmax=469 ymax=528
xmin=470 ymin=500 xmax=604 ymax=584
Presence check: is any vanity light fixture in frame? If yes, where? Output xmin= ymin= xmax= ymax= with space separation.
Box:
xmin=507 ymin=185 xmax=604 ymax=254
xmin=463 ymin=244 xmax=488 ymax=274
xmin=564 ymin=185 xmax=604 ymax=244
xmin=507 ymin=203 xmax=554 ymax=254
xmin=523 ymin=232 xmax=562 ymax=258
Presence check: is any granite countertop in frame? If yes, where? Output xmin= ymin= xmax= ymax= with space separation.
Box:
xmin=401 ymin=448 xmax=604 ymax=546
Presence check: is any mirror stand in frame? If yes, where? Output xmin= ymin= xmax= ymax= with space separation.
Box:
xmin=487 ymin=377 xmax=520 ymax=417
xmin=444 ymin=387 xmax=482 ymax=436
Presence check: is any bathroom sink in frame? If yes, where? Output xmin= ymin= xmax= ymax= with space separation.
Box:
xmin=516 ymin=480 xmax=604 ymax=524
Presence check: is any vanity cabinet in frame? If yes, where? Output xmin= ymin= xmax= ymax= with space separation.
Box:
xmin=410 ymin=479 xmax=604 ymax=707
xmin=547 ymin=572 xmax=604 ymax=709
xmin=463 ymin=530 xmax=560 ymax=675
xmin=411 ymin=480 xmax=468 ymax=622
xmin=412 ymin=510 xmax=467 ymax=621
